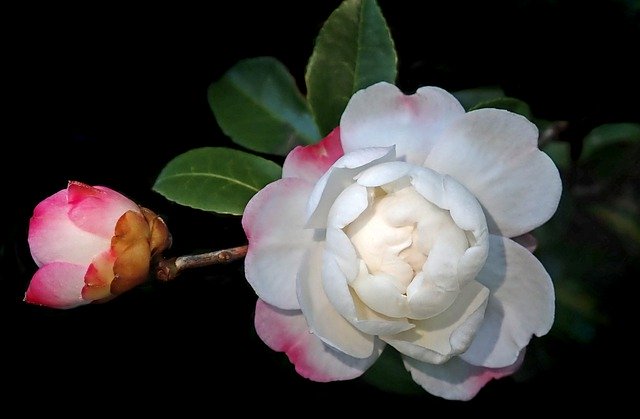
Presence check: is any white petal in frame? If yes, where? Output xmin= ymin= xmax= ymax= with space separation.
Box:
xmin=322 ymin=250 xmax=413 ymax=336
xmin=341 ymin=82 xmax=465 ymax=164
xmin=350 ymin=289 xmax=414 ymax=335
xmin=306 ymin=147 xmax=396 ymax=229
xmin=355 ymin=161 xmax=413 ymax=187
xmin=326 ymin=183 xmax=369 ymax=229
xmin=297 ymin=245 xmax=374 ymax=358
xmin=351 ymin=268 xmax=410 ymax=319
xmin=254 ymin=299 xmax=383 ymax=382
xmin=325 ymin=228 xmax=359 ymax=282
xmin=409 ymin=168 xmax=489 ymax=287
xmin=383 ymin=280 xmax=489 ymax=364
xmin=242 ymin=178 xmax=315 ymax=310
xmin=424 ymin=109 xmax=562 ymax=237
xmin=460 ymin=235 xmax=555 ymax=368
xmin=404 ymin=351 xmax=524 ymax=401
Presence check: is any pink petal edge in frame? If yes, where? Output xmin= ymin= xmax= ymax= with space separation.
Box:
xmin=254 ymin=299 xmax=380 ymax=382
xmin=282 ymin=127 xmax=344 ymax=183
xmin=67 ymin=182 xmax=141 ymax=239
xmin=25 ymin=262 xmax=91 ymax=309
xmin=404 ymin=350 xmax=525 ymax=401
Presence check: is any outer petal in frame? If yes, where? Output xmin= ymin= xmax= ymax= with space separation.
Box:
xmin=297 ymin=244 xmax=375 ymax=358
xmin=340 ymin=82 xmax=465 ymax=164
xmin=242 ymin=178 xmax=316 ymax=310
xmin=283 ymin=127 xmax=344 ymax=183
xmin=67 ymin=182 xmax=141 ymax=239
xmin=404 ymin=351 xmax=524 ymax=401
xmin=25 ymin=262 xmax=91 ymax=309
xmin=29 ymin=190 xmax=110 ymax=267
xmin=460 ymin=235 xmax=554 ymax=368
xmin=424 ymin=109 xmax=562 ymax=237
xmin=254 ymin=299 xmax=383 ymax=382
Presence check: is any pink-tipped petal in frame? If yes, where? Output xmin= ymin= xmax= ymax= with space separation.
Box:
xmin=25 ymin=262 xmax=91 ymax=309
xmin=242 ymin=178 xmax=316 ymax=310
xmin=340 ymin=82 xmax=465 ymax=164
xmin=255 ymin=299 xmax=383 ymax=382
xmin=29 ymin=190 xmax=110 ymax=267
xmin=460 ymin=235 xmax=554 ymax=368
xmin=67 ymin=182 xmax=141 ymax=239
xmin=404 ymin=350 xmax=524 ymax=401
xmin=283 ymin=127 xmax=344 ymax=183
xmin=424 ymin=109 xmax=562 ymax=238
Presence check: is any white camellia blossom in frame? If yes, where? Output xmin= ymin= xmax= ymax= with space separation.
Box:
xmin=242 ymin=82 xmax=561 ymax=400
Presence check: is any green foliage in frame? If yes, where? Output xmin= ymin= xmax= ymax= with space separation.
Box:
xmin=153 ymin=147 xmax=281 ymax=215
xmin=543 ymin=141 xmax=571 ymax=171
xmin=453 ymin=87 xmax=505 ymax=111
xmin=580 ymin=123 xmax=640 ymax=162
xmin=589 ymin=199 xmax=640 ymax=255
xmin=361 ymin=346 xmax=422 ymax=395
xmin=208 ymin=57 xmax=320 ymax=155
xmin=470 ymin=97 xmax=532 ymax=120
xmin=305 ymin=0 xmax=397 ymax=136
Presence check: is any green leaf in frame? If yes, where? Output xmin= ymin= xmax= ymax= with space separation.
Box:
xmin=452 ymin=86 xmax=505 ymax=111
xmin=470 ymin=97 xmax=532 ymax=119
xmin=305 ymin=0 xmax=397 ymax=136
xmin=361 ymin=346 xmax=422 ymax=395
xmin=580 ymin=123 xmax=640 ymax=162
xmin=543 ymin=141 xmax=571 ymax=171
xmin=153 ymin=147 xmax=282 ymax=215
xmin=589 ymin=202 xmax=640 ymax=255
xmin=208 ymin=57 xmax=321 ymax=156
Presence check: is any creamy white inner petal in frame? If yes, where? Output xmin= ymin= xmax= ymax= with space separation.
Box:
xmin=344 ymin=185 xmax=470 ymax=320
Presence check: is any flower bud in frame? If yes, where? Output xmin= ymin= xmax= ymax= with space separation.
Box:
xmin=25 ymin=181 xmax=171 ymax=309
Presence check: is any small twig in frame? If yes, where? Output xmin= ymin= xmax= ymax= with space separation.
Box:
xmin=538 ymin=120 xmax=569 ymax=147
xmin=155 ymin=245 xmax=248 ymax=282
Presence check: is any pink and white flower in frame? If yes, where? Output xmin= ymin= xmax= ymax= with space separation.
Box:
xmin=26 ymin=181 xmax=170 ymax=309
xmin=243 ymin=82 xmax=561 ymax=400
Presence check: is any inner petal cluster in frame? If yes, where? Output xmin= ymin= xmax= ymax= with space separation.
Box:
xmin=344 ymin=184 xmax=470 ymax=320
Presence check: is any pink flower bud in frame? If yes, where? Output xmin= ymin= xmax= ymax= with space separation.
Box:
xmin=26 ymin=181 xmax=171 ymax=309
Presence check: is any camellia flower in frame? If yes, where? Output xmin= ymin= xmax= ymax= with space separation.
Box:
xmin=243 ymin=82 xmax=561 ymax=400
xmin=26 ymin=181 xmax=171 ymax=309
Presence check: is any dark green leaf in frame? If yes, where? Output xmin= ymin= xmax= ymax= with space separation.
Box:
xmin=452 ymin=87 xmax=505 ymax=111
xmin=361 ymin=346 xmax=422 ymax=395
xmin=470 ymin=97 xmax=532 ymax=119
xmin=153 ymin=147 xmax=282 ymax=215
xmin=543 ymin=141 xmax=571 ymax=171
xmin=578 ymin=124 xmax=640 ymax=180
xmin=589 ymin=202 xmax=640 ymax=255
xmin=305 ymin=0 xmax=397 ymax=136
xmin=580 ymin=123 xmax=640 ymax=162
xmin=208 ymin=57 xmax=320 ymax=155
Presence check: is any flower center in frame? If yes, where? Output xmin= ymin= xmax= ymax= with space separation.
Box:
xmin=344 ymin=185 xmax=470 ymax=320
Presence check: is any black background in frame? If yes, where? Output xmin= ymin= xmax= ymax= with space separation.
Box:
xmin=3 ymin=0 xmax=638 ymax=413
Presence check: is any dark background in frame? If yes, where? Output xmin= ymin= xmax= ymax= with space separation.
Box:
xmin=3 ymin=0 xmax=639 ymax=412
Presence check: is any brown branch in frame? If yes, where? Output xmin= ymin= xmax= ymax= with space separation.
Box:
xmin=538 ymin=120 xmax=569 ymax=147
xmin=155 ymin=245 xmax=248 ymax=282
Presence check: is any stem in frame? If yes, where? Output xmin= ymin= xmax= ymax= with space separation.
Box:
xmin=155 ymin=245 xmax=248 ymax=282
xmin=538 ymin=120 xmax=569 ymax=147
